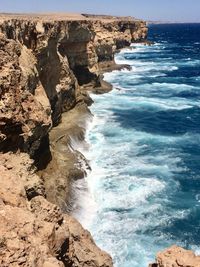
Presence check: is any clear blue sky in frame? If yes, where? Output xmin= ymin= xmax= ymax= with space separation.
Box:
xmin=1 ymin=0 xmax=200 ymax=22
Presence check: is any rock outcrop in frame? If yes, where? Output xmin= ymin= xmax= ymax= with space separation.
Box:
xmin=0 ymin=14 xmax=147 ymax=156
xmin=149 ymin=245 xmax=200 ymax=267
xmin=0 ymin=153 xmax=112 ymax=267
xmin=0 ymin=13 xmax=147 ymax=266
xmin=0 ymin=33 xmax=52 ymax=157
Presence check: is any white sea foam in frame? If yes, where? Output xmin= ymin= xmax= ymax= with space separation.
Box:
xmin=72 ymin=35 xmax=200 ymax=267
xmin=115 ymin=54 xmax=179 ymax=73
xmin=97 ymin=94 xmax=197 ymax=111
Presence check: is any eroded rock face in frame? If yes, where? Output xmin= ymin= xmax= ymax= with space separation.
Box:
xmin=0 ymin=14 xmax=147 ymax=267
xmin=0 ymin=33 xmax=52 ymax=156
xmin=0 ymin=152 xmax=45 ymax=207
xmin=0 ymin=15 xmax=147 ymax=142
xmin=150 ymin=245 xmax=200 ymax=267
xmin=0 ymin=14 xmax=147 ymax=210
xmin=0 ymin=153 xmax=113 ymax=267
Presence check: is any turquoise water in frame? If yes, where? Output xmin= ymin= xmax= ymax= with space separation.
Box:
xmin=74 ymin=24 xmax=200 ymax=267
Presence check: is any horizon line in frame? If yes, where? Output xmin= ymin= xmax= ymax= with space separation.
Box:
xmin=0 ymin=11 xmax=200 ymax=24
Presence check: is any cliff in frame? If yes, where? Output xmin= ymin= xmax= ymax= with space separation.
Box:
xmin=0 ymin=14 xmax=147 ymax=157
xmin=0 ymin=13 xmax=147 ymax=267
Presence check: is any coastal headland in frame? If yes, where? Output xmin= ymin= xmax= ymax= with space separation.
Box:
xmin=0 ymin=13 xmax=199 ymax=267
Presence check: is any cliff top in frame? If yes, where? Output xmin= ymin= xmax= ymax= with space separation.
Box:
xmin=0 ymin=12 xmax=140 ymax=22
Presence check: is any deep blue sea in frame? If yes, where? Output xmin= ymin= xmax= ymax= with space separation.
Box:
xmin=74 ymin=24 xmax=200 ymax=267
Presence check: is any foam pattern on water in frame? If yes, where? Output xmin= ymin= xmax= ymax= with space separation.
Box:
xmin=73 ymin=24 xmax=200 ymax=267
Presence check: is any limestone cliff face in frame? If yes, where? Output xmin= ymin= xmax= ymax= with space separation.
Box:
xmin=0 ymin=14 xmax=147 ymax=267
xmin=0 ymin=33 xmax=52 ymax=157
xmin=0 ymin=15 xmax=147 ymax=156
xmin=0 ymin=153 xmax=113 ymax=267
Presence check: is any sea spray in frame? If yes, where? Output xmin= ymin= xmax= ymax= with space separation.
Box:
xmin=73 ymin=24 xmax=200 ymax=267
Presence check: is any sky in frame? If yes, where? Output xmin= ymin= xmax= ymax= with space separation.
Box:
xmin=1 ymin=0 xmax=200 ymax=22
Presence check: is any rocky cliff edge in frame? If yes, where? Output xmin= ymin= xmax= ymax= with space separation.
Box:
xmin=0 ymin=14 xmax=147 ymax=157
xmin=0 ymin=13 xmax=147 ymax=267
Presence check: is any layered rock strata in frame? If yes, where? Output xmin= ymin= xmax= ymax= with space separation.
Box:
xmin=0 ymin=14 xmax=147 ymax=266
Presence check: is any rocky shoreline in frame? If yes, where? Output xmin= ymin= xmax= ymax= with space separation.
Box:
xmin=0 ymin=13 xmax=199 ymax=267
xmin=0 ymin=13 xmax=147 ymax=267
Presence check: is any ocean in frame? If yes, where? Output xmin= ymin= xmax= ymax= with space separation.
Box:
xmin=73 ymin=24 xmax=200 ymax=267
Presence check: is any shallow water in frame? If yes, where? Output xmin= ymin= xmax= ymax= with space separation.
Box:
xmin=73 ymin=24 xmax=200 ymax=267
